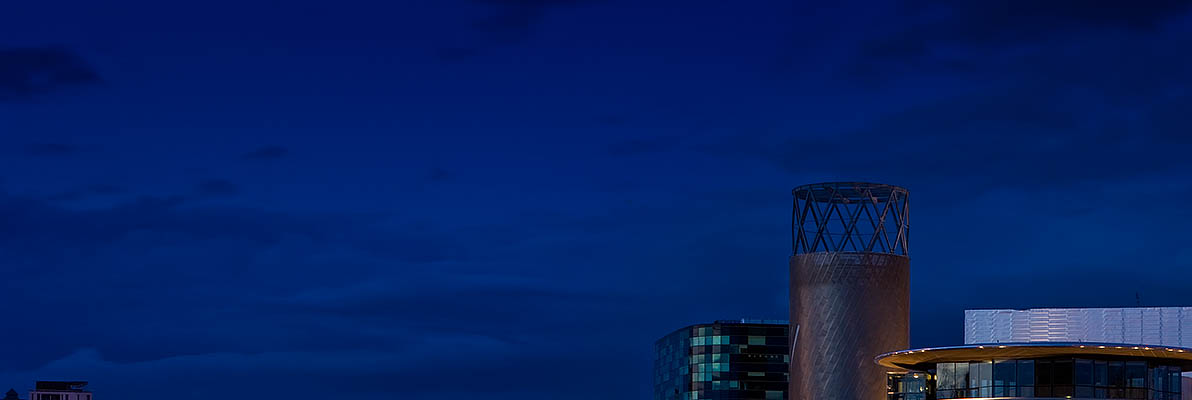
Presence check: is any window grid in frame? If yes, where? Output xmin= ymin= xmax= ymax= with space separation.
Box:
xmin=930 ymin=358 xmax=1182 ymax=400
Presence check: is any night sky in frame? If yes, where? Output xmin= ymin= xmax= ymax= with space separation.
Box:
xmin=2 ymin=1 xmax=1192 ymax=399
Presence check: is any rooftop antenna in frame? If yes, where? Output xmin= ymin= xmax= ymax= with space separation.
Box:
xmin=1136 ymin=292 xmax=1141 ymax=307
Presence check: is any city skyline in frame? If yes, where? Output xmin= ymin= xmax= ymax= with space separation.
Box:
xmin=4 ymin=1 xmax=1192 ymax=399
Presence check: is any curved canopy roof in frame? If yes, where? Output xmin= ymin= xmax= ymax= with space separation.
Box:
xmin=876 ymin=343 xmax=1192 ymax=371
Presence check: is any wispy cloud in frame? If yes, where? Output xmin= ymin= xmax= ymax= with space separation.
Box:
xmin=243 ymin=146 xmax=287 ymax=160
xmin=469 ymin=0 xmax=591 ymax=41
xmin=0 ymin=46 xmax=101 ymax=101
xmin=847 ymin=0 xmax=1192 ymax=80
xmin=437 ymin=0 xmax=600 ymax=61
xmin=196 ymin=179 xmax=240 ymax=197
xmin=606 ymin=136 xmax=682 ymax=157
xmin=26 ymin=143 xmax=81 ymax=156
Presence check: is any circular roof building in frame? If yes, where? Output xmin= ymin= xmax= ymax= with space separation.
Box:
xmin=874 ymin=343 xmax=1190 ymax=400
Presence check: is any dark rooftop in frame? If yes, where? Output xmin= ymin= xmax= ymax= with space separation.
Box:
xmin=34 ymin=382 xmax=88 ymax=392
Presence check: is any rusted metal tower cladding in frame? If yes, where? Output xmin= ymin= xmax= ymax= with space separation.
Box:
xmin=789 ymin=182 xmax=910 ymax=400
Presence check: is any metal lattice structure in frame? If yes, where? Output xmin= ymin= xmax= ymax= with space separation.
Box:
xmin=792 ymin=182 xmax=909 ymax=256
xmin=789 ymin=182 xmax=910 ymax=400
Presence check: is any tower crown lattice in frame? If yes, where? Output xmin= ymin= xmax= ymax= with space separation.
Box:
xmin=792 ymin=182 xmax=909 ymax=256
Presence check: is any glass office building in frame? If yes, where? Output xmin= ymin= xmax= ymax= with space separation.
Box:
xmin=654 ymin=320 xmax=789 ymax=400
xmin=875 ymin=342 xmax=1192 ymax=400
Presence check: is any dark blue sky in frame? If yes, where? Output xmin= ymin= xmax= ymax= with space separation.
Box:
xmin=2 ymin=1 xmax=1192 ymax=399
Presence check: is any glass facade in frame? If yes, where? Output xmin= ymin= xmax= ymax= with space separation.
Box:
xmin=888 ymin=357 xmax=1183 ymax=400
xmin=654 ymin=321 xmax=789 ymax=400
xmin=888 ymin=372 xmax=928 ymax=400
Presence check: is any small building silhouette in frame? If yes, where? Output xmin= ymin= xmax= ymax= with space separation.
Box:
xmin=29 ymin=382 xmax=89 ymax=400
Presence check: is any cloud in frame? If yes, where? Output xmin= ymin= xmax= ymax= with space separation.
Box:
xmin=467 ymin=0 xmax=593 ymax=43
xmin=196 ymin=179 xmax=240 ymax=196
xmin=86 ymin=184 xmax=124 ymax=195
xmin=434 ymin=0 xmax=600 ymax=63
xmin=471 ymin=8 xmax=545 ymax=41
xmin=606 ymin=136 xmax=682 ymax=156
xmin=0 ymin=191 xmax=473 ymax=367
xmin=736 ymin=6 xmax=1192 ymax=200
xmin=0 ymin=187 xmax=662 ymax=399
xmin=428 ymin=167 xmax=452 ymax=182
xmin=243 ymin=145 xmax=287 ymax=160
xmin=594 ymin=115 xmax=628 ymax=126
xmin=0 ymin=332 xmax=620 ymax=400
xmin=44 ymin=184 xmax=125 ymax=202
xmin=905 ymin=0 xmax=1192 ymax=39
xmin=435 ymin=46 xmax=482 ymax=62
xmin=26 ymin=143 xmax=80 ymax=156
xmin=0 ymin=46 xmax=101 ymax=101
xmin=848 ymin=0 xmax=1192 ymax=79
xmin=273 ymin=272 xmax=624 ymax=336
xmin=732 ymin=89 xmax=1186 ymax=199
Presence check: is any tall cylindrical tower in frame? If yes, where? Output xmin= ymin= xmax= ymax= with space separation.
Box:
xmin=789 ymin=182 xmax=910 ymax=400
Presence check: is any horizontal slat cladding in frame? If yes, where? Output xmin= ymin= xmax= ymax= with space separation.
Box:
xmin=963 ymin=307 xmax=1192 ymax=348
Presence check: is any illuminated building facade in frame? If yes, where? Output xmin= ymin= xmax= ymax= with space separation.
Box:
xmin=654 ymin=320 xmax=789 ymax=400
xmin=877 ymin=343 xmax=1190 ymax=400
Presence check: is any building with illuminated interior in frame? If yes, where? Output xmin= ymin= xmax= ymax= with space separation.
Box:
xmin=654 ymin=320 xmax=789 ymax=400
xmin=876 ymin=342 xmax=1191 ymax=400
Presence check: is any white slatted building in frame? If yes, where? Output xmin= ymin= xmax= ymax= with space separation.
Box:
xmin=965 ymin=307 xmax=1192 ymax=347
